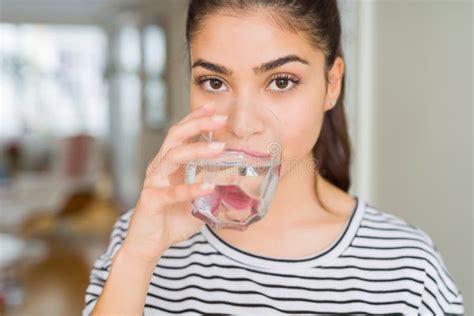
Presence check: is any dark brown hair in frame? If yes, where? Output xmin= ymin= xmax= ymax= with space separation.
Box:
xmin=185 ymin=1 xmax=352 ymax=203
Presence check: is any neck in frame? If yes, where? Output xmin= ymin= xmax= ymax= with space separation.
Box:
xmin=255 ymin=154 xmax=327 ymax=228
xmin=211 ymin=153 xmax=358 ymax=257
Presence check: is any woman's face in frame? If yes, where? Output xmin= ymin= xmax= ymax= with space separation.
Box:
xmin=189 ymin=9 xmax=344 ymax=171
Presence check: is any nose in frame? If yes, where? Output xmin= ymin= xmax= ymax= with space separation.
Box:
xmin=227 ymin=97 xmax=265 ymax=140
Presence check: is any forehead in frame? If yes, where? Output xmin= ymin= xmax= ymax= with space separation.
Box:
xmin=190 ymin=10 xmax=323 ymax=68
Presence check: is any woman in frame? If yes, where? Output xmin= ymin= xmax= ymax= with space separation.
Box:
xmin=83 ymin=1 xmax=464 ymax=314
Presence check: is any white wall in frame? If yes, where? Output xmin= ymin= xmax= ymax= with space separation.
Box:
xmin=368 ymin=1 xmax=473 ymax=312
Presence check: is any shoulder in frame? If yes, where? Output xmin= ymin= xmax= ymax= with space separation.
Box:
xmin=96 ymin=208 xmax=135 ymax=268
xmin=108 ymin=207 xmax=135 ymax=243
xmin=359 ymin=203 xmax=449 ymax=266
xmin=355 ymin=203 xmax=464 ymax=314
xmin=113 ymin=208 xmax=134 ymax=230
xmin=82 ymin=208 xmax=136 ymax=315
xmin=105 ymin=207 xmax=136 ymax=238
xmin=361 ymin=203 xmax=436 ymax=246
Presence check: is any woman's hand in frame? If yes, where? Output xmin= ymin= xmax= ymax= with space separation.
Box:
xmin=121 ymin=103 xmax=228 ymax=264
xmin=91 ymin=105 xmax=227 ymax=316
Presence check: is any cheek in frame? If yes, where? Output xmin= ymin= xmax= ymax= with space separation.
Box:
xmin=278 ymin=101 xmax=324 ymax=160
xmin=283 ymin=111 xmax=322 ymax=158
xmin=275 ymin=105 xmax=324 ymax=179
xmin=189 ymin=88 xmax=204 ymax=111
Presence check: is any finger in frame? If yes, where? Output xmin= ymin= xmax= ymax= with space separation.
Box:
xmin=165 ymin=141 xmax=225 ymax=167
xmin=145 ymin=141 xmax=225 ymax=182
xmin=158 ymin=114 xmax=228 ymax=159
xmin=178 ymin=102 xmax=217 ymax=125
xmin=144 ymin=182 xmax=216 ymax=208
xmin=169 ymin=114 xmax=228 ymax=142
xmin=147 ymin=104 xmax=218 ymax=167
xmin=164 ymin=182 xmax=216 ymax=205
xmin=145 ymin=110 xmax=228 ymax=183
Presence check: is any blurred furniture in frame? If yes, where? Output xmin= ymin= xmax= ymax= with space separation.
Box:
xmin=0 ymin=133 xmax=103 ymax=232
xmin=0 ymin=133 xmax=116 ymax=314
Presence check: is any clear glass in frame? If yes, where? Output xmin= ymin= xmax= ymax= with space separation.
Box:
xmin=184 ymin=97 xmax=282 ymax=230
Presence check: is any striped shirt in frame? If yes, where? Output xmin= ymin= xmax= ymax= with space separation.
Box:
xmin=83 ymin=197 xmax=465 ymax=315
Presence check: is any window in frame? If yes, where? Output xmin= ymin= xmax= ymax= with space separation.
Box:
xmin=143 ymin=24 xmax=168 ymax=129
xmin=0 ymin=24 xmax=108 ymax=138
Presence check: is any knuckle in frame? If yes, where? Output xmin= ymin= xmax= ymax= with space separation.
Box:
xmin=139 ymin=187 xmax=164 ymax=209
xmin=200 ymin=119 xmax=209 ymax=130
xmin=141 ymin=186 xmax=157 ymax=197
xmin=146 ymin=160 xmax=157 ymax=174
xmin=143 ymin=174 xmax=168 ymax=189
xmin=166 ymin=185 xmax=180 ymax=199
xmin=147 ymin=158 xmax=166 ymax=176
xmin=162 ymin=150 xmax=177 ymax=167
xmin=168 ymin=124 xmax=179 ymax=136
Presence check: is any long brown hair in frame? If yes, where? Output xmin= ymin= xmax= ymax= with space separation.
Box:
xmin=185 ymin=1 xmax=352 ymax=204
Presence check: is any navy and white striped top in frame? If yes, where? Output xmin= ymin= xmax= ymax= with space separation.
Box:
xmin=83 ymin=197 xmax=465 ymax=315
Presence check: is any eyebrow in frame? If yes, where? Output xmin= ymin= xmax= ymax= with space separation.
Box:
xmin=191 ymin=59 xmax=233 ymax=76
xmin=191 ymin=54 xmax=309 ymax=76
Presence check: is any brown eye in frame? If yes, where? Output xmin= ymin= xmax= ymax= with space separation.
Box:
xmin=197 ymin=77 xmax=228 ymax=92
xmin=210 ymin=79 xmax=223 ymax=90
xmin=275 ymin=79 xmax=288 ymax=89
xmin=268 ymin=74 xmax=300 ymax=93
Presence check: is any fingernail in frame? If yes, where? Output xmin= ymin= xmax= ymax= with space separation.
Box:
xmin=211 ymin=115 xmax=228 ymax=123
xmin=208 ymin=142 xmax=225 ymax=150
xmin=200 ymin=182 xmax=215 ymax=190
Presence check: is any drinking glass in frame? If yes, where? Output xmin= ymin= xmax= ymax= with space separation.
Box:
xmin=184 ymin=97 xmax=282 ymax=230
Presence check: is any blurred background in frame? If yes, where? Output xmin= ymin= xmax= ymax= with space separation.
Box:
xmin=0 ymin=0 xmax=472 ymax=315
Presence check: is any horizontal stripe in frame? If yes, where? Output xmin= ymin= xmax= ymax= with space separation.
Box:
xmin=157 ymin=260 xmax=425 ymax=285
xmin=319 ymin=264 xmax=425 ymax=273
xmin=146 ymin=291 xmax=418 ymax=313
xmin=145 ymin=301 xmax=406 ymax=316
xmin=362 ymin=217 xmax=412 ymax=227
xmin=352 ymin=235 xmax=433 ymax=250
xmin=148 ymin=277 xmax=422 ymax=298
xmin=152 ymin=271 xmax=425 ymax=286
xmin=353 ymin=234 xmax=433 ymax=248
xmin=85 ymin=298 xmax=97 ymax=308
xmin=359 ymin=225 xmax=424 ymax=240
xmin=158 ymin=259 xmax=425 ymax=274
xmin=360 ymin=222 xmax=424 ymax=238
xmin=144 ymin=304 xmax=205 ymax=315
xmin=169 ymin=240 xmax=209 ymax=250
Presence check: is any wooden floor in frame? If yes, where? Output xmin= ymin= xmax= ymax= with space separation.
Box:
xmin=5 ymin=236 xmax=91 ymax=316
xmin=2 ymin=197 xmax=119 ymax=316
